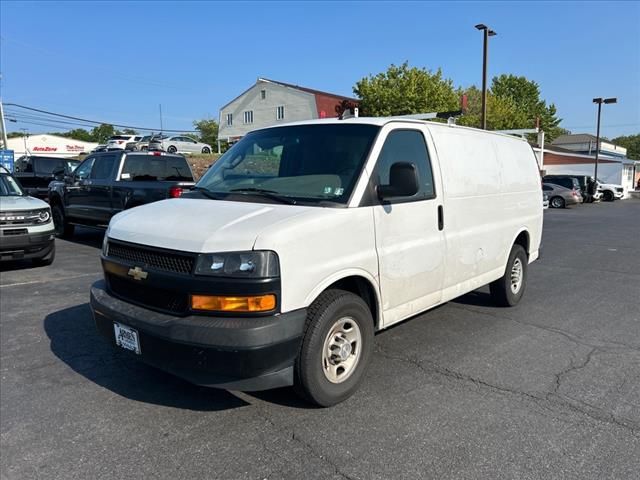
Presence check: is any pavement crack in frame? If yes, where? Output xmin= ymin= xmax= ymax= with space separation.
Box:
xmin=374 ymin=344 xmax=640 ymax=437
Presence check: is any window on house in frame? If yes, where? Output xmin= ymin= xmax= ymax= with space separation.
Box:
xmin=226 ymin=113 xmax=233 ymax=126
xmin=244 ymin=111 xmax=254 ymax=124
xmin=276 ymin=106 xmax=285 ymax=120
xmin=261 ymin=89 xmax=266 ymax=100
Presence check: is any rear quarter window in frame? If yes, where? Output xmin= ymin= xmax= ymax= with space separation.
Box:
xmin=120 ymin=156 xmax=193 ymax=181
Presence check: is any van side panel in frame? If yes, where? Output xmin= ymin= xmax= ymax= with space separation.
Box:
xmin=427 ymin=126 xmax=542 ymax=302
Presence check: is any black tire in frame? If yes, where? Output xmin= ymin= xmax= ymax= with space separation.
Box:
xmin=51 ymin=204 xmax=74 ymax=238
xmin=490 ymin=244 xmax=528 ymax=307
xmin=550 ymin=196 xmax=565 ymax=209
xmin=294 ymin=289 xmax=374 ymax=407
xmin=167 ymin=145 xmax=177 ymax=153
xmin=141 ymin=146 xmax=148 ymax=151
xmin=201 ymin=147 xmax=211 ymax=154
xmin=33 ymin=244 xmax=55 ymax=267
xmin=603 ymin=190 xmax=614 ymax=202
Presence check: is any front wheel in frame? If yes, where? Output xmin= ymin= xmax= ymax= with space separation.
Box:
xmin=167 ymin=146 xmax=177 ymax=153
xmin=51 ymin=205 xmax=74 ymax=238
xmin=294 ymin=290 xmax=374 ymax=407
xmin=603 ymin=190 xmax=614 ymax=202
xmin=201 ymin=147 xmax=211 ymax=154
xmin=490 ymin=244 xmax=528 ymax=307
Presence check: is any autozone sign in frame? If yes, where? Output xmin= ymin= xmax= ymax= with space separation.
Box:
xmin=32 ymin=146 xmax=58 ymax=152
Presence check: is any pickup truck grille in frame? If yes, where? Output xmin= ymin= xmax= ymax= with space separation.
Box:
xmin=616 ymin=187 xmax=623 ymax=193
xmin=107 ymin=274 xmax=189 ymax=314
xmin=107 ymin=241 xmax=195 ymax=275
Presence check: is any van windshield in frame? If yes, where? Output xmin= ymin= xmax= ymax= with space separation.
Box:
xmin=196 ymin=124 xmax=379 ymax=205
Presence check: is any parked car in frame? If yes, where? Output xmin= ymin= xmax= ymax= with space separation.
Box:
xmin=543 ymin=174 xmax=602 ymax=203
xmin=90 ymin=117 xmax=543 ymax=407
xmin=596 ymin=179 xmax=624 ymax=201
xmin=92 ymin=145 xmax=107 ymax=153
xmin=125 ymin=135 xmax=156 ymax=151
xmin=0 ymin=166 xmax=55 ymax=265
xmin=148 ymin=135 xmax=212 ymax=154
xmin=48 ymin=151 xmax=195 ymax=238
xmin=542 ymin=175 xmax=581 ymax=194
xmin=542 ymin=192 xmax=549 ymax=209
xmin=542 ymin=183 xmax=582 ymax=208
xmin=13 ymin=155 xmax=81 ymax=199
xmin=106 ymin=135 xmax=142 ymax=150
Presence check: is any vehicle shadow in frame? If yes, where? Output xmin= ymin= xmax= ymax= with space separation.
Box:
xmin=0 ymin=259 xmax=39 ymax=272
xmin=44 ymin=303 xmax=248 ymax=411
xmin=451 ymin=289 xmax=495 ymax=308
xmin=63 ymin=227 xmax=105 ymax=249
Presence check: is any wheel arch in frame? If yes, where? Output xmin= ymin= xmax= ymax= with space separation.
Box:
xmin=304 ymin=270 xmax=381 ymax=331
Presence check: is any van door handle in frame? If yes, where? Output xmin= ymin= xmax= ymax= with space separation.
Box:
xmin=438 ymin=205 xmax=444 ymax=231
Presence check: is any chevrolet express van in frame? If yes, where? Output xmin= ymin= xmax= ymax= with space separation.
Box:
xmin=91 ymin=117 xmax=543 ymax=406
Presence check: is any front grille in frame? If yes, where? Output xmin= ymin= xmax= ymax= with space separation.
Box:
xmin=2 ymin=228 xmax=28 ymax=236
xmin=107 ymin=241 xmax=195 ymax=274
xmin=107 ymin=274 xmax=189 ymax=314
xmin=0 ymin=210 xmax=48 ymax=226
xmin=616 ymin=187 xmax=623 ymax=192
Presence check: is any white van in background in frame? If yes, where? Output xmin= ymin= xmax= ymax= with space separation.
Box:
xmin=90 ymin=117 xmax=543 ymax=406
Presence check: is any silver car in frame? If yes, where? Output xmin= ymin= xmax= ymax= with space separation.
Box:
xmin=542 ymin=183 xmax=582 ymax=208
xmin=149 ymin=135 xmax=212 ymax=154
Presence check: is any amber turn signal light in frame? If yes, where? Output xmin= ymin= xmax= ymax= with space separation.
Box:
xmin=191 ymin=294 xmax=276 ymax=312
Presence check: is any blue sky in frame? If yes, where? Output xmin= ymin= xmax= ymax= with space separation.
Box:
xmin=1 ymin=1 xmax=639 ymax=139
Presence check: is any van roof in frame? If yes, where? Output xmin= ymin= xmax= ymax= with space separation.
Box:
xmin=253 ymin=117 xmax=529 ymax=143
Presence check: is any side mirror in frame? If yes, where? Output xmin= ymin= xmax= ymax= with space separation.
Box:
xmin=52 ymin=167 xmax=66 ymax=181
xmin=377 ymin=162 xmax=419 ymax=200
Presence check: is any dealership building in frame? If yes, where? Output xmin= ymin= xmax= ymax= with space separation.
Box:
xmin=6 ymin=134 xmax=98 ymax=158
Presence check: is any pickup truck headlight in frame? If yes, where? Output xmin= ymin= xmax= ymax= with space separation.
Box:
xmin=195 ymin=251 xmax=279 ymax=278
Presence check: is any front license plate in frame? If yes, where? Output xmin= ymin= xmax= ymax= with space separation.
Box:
xmin=113 ymin=322 xmax=141 ymax=354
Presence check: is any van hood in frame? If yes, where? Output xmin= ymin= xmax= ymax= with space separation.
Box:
xmin=0 ymin=195 xmax=50 ymax=212
xmin=107 ymin=198 xmax=317 ymax=253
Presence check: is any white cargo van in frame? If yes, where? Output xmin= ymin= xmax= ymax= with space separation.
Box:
xmin=91 ymin=117 xmax=543 ymax=406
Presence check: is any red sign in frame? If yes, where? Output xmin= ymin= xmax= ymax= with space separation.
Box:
xmin=32 ymin=146 xmax=58 ymax=152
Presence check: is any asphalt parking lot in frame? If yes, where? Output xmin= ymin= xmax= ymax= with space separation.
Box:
xmin=1 ymin=200 xmax=639 ymax=480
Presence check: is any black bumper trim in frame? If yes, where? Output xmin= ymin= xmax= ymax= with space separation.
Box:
xmin=90 ymin=280 xmax=307 ymax=390
xmin=0 ymin=231 xmax=55 ymax=260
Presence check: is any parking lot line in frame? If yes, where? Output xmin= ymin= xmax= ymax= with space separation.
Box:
xmin=0 ymin=272 xmax=101 ymax=289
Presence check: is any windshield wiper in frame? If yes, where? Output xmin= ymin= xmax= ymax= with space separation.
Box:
xmin=191 ymin=186 xmax=222 ymax=200
xmin=229 ymin=187 xmax=297 ymax=205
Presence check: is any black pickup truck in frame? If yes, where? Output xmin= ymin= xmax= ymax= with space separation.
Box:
xmin=13 ymin=156 xmax=81 ymax=199
xmin=48 ymin=151 xmax=195 ymax=237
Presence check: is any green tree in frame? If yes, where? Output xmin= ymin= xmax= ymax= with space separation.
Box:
xmin=353 ymin=61 xmax=460 ymax=116
xmin=491 ymin=74 xmax=564 ymax=140
xmin=90 ymin=124 xmax=115 ymax=144
xmin=57 ymin=128 xmax=93 ymax=142
xmin=193 ymin=119 xmax=219 ymax=147
xmin=457 ymin=86 xmax=529 ymax=130
xmin=611 ymin=134 xmax=640 ymax=160
xmin=120 ymin=128 xmax=137 ymax=135
xmin=7 ymin=131 xmax=24 ymax=139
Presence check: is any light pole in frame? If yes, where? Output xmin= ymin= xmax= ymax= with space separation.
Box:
xmin=475 ymin=24 xmax=497 ymax=130
xmin=592 ymin=97 xmax=617 ymax=189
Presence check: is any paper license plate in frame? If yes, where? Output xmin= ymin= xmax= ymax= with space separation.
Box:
xmin=113 ymin=322 xmax=141 ymax=354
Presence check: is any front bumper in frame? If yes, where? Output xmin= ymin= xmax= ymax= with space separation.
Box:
xmin=0 ymin=229 xmax=55 ymax=261
xmin=90 ymin=280 xmax=307 ymax=391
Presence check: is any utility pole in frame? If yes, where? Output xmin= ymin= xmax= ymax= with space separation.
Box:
xmin=159 ymin=104 xmax=164 ymax=135
xmin=592 ymin=97 xmax=617 ymax=190
xmin=475 ymin=24 xmax=497 ymax=130
xmin=0 ymin=99 xmax=8 ymax=150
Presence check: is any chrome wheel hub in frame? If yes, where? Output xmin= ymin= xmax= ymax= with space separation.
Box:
xmin=510 ymin=258 xmax=523 ymax=294
xmin=322 ymin=317 xmax=362 ymax=384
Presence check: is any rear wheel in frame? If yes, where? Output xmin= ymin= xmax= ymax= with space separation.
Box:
xmin=603 ymin=190 xmax=614 ymax=202
xmin=167 ymin=145 xmax=177 ymax=153
xmin=490 ymin=244 xmax=528 ymax=307
xmin=201 ymin=147 xmax=211 ymax=154
xmin=294 ymin=289 xmax=374 ymax=407
xmin=550 ymin=196 xmax=565 ymax=208
xmin=52 ymin=204 xmax=74 ymax=238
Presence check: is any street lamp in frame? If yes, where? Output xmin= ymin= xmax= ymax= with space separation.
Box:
xmin=592 ymin=97 xmax=617 ymax=189
xmin=475 ymin=24 xmax=497 ymax=130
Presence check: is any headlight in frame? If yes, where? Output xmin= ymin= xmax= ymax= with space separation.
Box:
xmin=195 ymin=251 xmax=279 ymax=278
xmin=35 ymin=209 xmax=51 ymax=224
xmin=102 ymin=235 xmax=109 ymax=256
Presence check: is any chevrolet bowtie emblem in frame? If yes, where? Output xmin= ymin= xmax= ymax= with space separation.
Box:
xmin=127 ymin=266 xmax=148 ymax=281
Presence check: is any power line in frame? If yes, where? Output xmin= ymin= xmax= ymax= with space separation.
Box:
xmin=5 ymin=103 xmax=199 ymax=132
